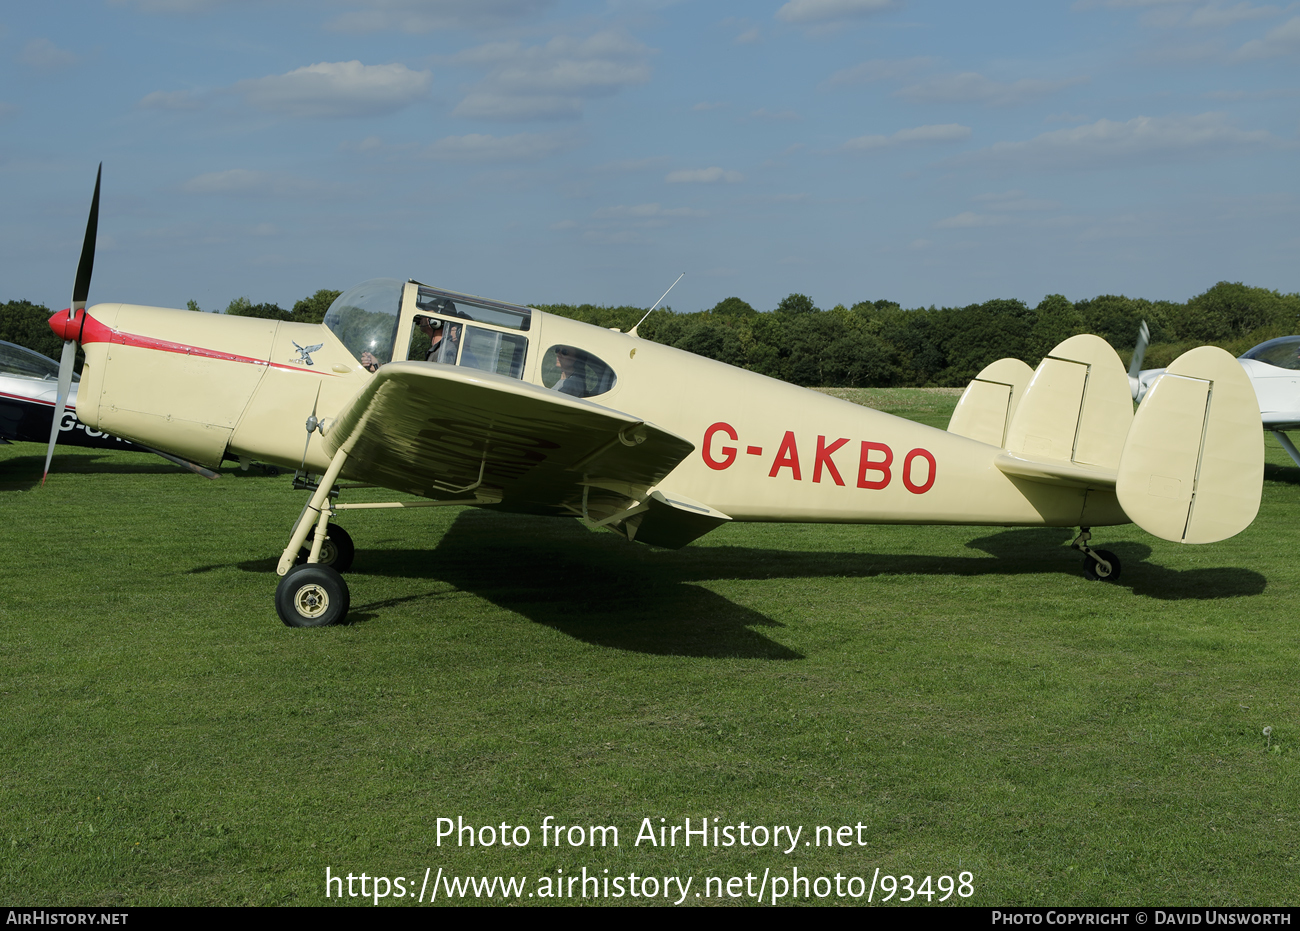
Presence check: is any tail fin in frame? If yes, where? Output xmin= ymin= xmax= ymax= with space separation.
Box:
xmin=950 ymin=334 xmax=1132 ymax=470
xmin=954 ymin=337 xmax=1263 ymax=544
xmin=1117 ymin=346 xmax=1262 ymax=543
xmin=948 ymin=358 xmax=1033 ymax=447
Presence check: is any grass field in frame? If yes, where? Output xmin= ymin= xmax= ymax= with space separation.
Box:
xmin=1 ymin=389 xmax=1297 ymax=906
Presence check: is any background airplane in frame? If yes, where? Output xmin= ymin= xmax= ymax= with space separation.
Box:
xmin=0 ymin=338 xmax=225 ymax=477
xmin=40 ymin=171 xmax=1267 ymax=628
xmin=1129 ymin=322 xmax=1300 ymax=468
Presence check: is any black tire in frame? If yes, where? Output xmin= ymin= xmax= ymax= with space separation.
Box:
xmin=276 ymin=564 xmax=350 ymax=627
xmin=1083 ymin=549 xmax=1121 ymax=582
xmin=296 ymin=524 xmax=355 ymax=572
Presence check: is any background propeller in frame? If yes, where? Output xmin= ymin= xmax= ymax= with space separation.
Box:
xmin=42 ymin=163 xmax=100 ymax=484
xmin=1127 ymin=318 xmax=1150 ymax=401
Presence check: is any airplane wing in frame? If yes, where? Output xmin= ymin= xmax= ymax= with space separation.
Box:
xmin=321 ymin=361 xmax=696 ymax=522
xmin=1261 ymin=412 xmax=1300 ymax=430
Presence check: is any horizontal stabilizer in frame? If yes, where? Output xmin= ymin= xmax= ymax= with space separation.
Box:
xmin=948 ymin=358 xmax=1033 ymax=447
xmin=994 ymin=452 xmax=1116 ymax=490
xmin=1117 ymin=346 xmax=1262 ymax=544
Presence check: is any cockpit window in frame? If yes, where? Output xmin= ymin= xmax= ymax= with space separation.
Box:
xmin=1240 ymin=336 xmax=1300 ymax=371
xmin=416 ymin=286 xmax=531 ymax=331
xmin=541 ymin=345 xmax=616 ymax=399
xmin=324 ymin=278 xmax=404 ymax=368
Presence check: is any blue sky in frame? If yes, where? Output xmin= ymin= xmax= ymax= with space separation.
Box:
xmin=2 ymin=0 xmax=1297 ymax=316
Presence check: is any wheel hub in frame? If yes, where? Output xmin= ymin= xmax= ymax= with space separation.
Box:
xmin=294 ymin=583 xmax=329 ymax=618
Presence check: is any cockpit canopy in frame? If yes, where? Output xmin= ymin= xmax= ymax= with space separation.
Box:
xmin=0 ymin=340 xmax=80 ymax=382
xmin=325 ymin=279 xmax=537 ymax=372
xmin=323 ymin=278 xmax=404 ymax=368
xmin=1240 ymin=336 xmax=1300 ymax=371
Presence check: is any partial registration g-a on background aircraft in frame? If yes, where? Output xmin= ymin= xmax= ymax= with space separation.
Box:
xmin=41 ymin=168 xmax=1266 ymax=627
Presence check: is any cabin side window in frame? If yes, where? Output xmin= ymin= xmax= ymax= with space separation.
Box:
xmin=541 ymin=345 xmax=616 ymax=399
xmin=409 ymin=315 xmax=529 ymax=378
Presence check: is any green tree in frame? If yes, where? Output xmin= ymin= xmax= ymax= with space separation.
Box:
xmin=225 ymin=297 xmax=291 ymax=321
xmin=710 ymin=296 xmax=757 ymax=317
xmin=291 ymin=289 xmax=343 ymax=325
xmin=1027 ymin=293 xmax=1085 ymax=361
xmin=1 ymin=299 xmax=63 ymax=360
xmin=774 ymin=293 xmax=817 ymax=316
xmin=1174 ymin=281 xmax=1300 ymax=343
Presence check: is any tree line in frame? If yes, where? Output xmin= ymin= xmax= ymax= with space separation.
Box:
xmin=4 ymin=282 xmax=1297 ymax=388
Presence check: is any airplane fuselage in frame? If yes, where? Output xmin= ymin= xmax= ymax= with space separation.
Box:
xmin=66 ymin=283 xmax=1126 ymax=533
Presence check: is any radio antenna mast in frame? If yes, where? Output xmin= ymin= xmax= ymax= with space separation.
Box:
xmin=629 ymin=272 xmax=684 ymax=337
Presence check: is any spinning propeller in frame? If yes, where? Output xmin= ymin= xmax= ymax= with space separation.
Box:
xmin=1126 ymin=319 xmax=1151 ymax=401
xmin=43 ymin=163 xmax=101 ymax=484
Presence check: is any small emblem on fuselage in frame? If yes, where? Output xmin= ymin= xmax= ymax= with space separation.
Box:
xmin=291 ymin=341 xmax=323 ymax=366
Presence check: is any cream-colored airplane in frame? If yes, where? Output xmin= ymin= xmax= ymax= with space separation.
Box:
xmin=44 ymin=170 xmax=1265 ymax=627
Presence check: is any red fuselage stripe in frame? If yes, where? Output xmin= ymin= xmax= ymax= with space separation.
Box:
xmin=0 ymin=390 xmax=75 ymax=410
xmin=64 ymin=309 xmax=335 ymax=376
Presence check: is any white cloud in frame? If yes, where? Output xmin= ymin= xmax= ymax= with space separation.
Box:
xmin=235 ymin=61 xmax=431 ymax=118
xmin=425 ymin=131 xmax=577 ymax=161
xmin=181 ymin=169 xmax=334 ymax=197
xmin=973 ymin=190 xmax=1061 ymax=211
xmin=326 ymin=0 xmax=555 ymax=34
xmin=138 ymin=90 xmax=203 ymax=110
xmin=1234 ymin=15 xmax=1300 ymax=59
xmin=109 ymin=0 xmax=227 ymax=11
xmin=842 ymin=123 xmax=971 ymax=151
xmin=592 ymin=203 xmax=707 ymax=218
xmin=899 ymin=73 xmax=1089 ymax=107
xmin=593 ymin=156 xmax=670 ymax=173
xmin=822 ymin=56 xmax=935 ymax=88
xmin=665 ymin=167 xmax=743 ymax=183
xmin=776 ymin=0 xmax=898 ymax=24
xmin=1074 ymin=0 xmax=1282 ymax=29
xmin=1188 ymin=3 xmax=1281 ymax=27
xmin=1073 ymin=0 xmax=1197 ymax=8
xmin=454 ymin=93 xmax=581 ymax=120
xmin=735 ymin=26 xmax=761 ymax=43
xmin=963 ymin=113 xmax=1283 ymax=169
xmin=450 ymin=31 xmax=652 ymax=121
xmin=935 ymin=212 xmax=1012 ymax=228
xmin=19 ymin=38 xmax=78 ymax=71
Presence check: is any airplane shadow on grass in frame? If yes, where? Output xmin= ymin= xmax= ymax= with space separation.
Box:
xmin=228 ymin=511 xmax=1265 ymax=657
xmin=0 ymin=448 xmax=277 ymax=490
xmin=0 ymin=449 xmax=184 ymax=490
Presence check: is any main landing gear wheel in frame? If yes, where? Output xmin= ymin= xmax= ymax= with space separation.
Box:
xmin=1083 ymin=549 xmax=1121 ymax=582
xmin=276 ymin=564 xmax=350 ymax=628
xmin=295 ymin=524 xmax=355 ymax=572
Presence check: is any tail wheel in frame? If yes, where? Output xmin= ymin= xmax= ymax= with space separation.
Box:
xmin=1083 ymin=549 xmax=1121 ymax=582
xmin=296 ymin=525 xmax=355 ymax=572
xmin=277 ymin=564 xmax=350 ymax=627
